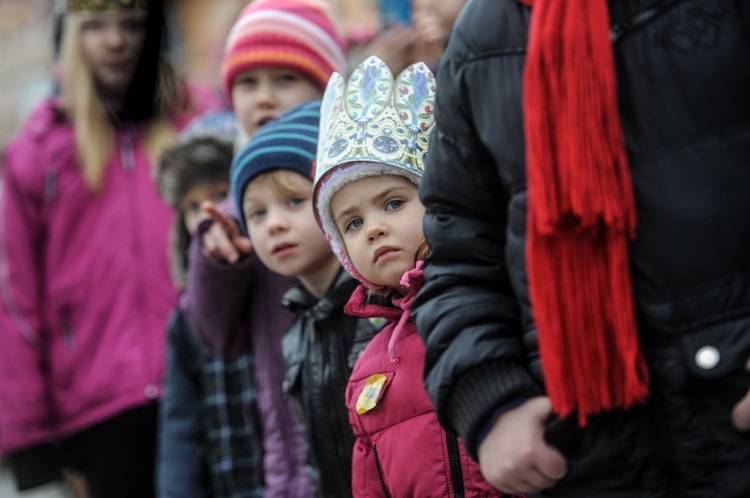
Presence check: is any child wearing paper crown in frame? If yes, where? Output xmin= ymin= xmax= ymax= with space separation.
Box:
xmin=180 ymin=0 xmax=348 ymax=496
xmin=228 ymin=100 xmax=378 ymax=497
xmin=312 ymin=56 xmax=509 ymax=497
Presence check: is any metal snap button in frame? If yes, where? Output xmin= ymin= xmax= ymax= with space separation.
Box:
xmin=695 ymin=346 xmax=720 ymax=370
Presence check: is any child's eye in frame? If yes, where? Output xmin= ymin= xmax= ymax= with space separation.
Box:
xmin=122 ymin=19 xmax=146 ymax=33
xmin=278 ymin=73 xmax=300 ymax=84
xmin=213 ymin=191 xmax=228 ymax=203
xmin=236 ymin=76 xmax=257 ymax=87
xmin=248 ymin=208 xmax=265 ymax=220
xmin=289 ymin=197 xmax=306 ymax=207
xmin=385 ymin=199 xmax=404 ymax=211
xmin=186 ymin=201 xmax=202 ymax=214
xmin=345 ymin=218 xmax=363 ymax=232
xmin=81 ymin=19 xmax=104 ymax=31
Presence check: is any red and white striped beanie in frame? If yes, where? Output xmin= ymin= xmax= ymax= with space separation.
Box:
xmin=221 ymin=0 xmax=346 ymax=105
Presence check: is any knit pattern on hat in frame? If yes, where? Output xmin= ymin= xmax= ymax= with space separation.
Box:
xmin=221 ymin=0 xmax=346 ymax=104
xmin=231 ymin=100 xmax=321 ymax=235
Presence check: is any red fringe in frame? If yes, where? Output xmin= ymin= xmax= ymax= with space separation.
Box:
xmin=521 ymin=0 xmax=649 ymax=424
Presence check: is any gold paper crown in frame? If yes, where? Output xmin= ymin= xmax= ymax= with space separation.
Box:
xmin=314 ymin=55 xmax=437 ymax=187
xmin=65 ymin=0 xmax=149 ymax=12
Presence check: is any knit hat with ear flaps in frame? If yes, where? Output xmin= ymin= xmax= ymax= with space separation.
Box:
xmin=156 ymin=135 xmax=234 ymax=289
xmin=312 ymin=56 xmax=436 ymax=287
xmin=230 ymin=100 xmax=321 ymax=236
xmin=221 ymin=0 xmax=346 ymax=106
xmin=157 ymin=135 xmax=234 ymax=207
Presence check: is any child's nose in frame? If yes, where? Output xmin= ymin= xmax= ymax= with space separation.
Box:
xmin=366 ymin=220 xmax=388 ymax=241
xmin=256 ymin=81 xmax=277 ymax=106
xmin=267 ymin=210 xmax=288 ymax=233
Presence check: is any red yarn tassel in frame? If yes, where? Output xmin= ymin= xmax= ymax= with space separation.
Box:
xmin=521 ymin=0 xmax=649 ymax=424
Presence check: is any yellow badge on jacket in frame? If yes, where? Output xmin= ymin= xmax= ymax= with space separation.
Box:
xmin=356 ymin=374 xmax=388 ymax=415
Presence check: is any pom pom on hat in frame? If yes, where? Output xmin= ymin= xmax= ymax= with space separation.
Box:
xmin=221 ymin=0 xmax=346 ymax=106
xmin=230 ymin=100 xmax=321 ymax=235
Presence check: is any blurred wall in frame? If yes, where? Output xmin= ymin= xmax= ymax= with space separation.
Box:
xmin=0 ymin=0 xmax=55 ymax=152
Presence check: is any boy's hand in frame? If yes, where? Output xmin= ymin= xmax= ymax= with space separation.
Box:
xmin=478 ymin=396 xmax=567 ymax=495
xmin=731 ymin=358 xmax=750 ymax=431
xmin=200 ymin=201 xmax=252 ymax=263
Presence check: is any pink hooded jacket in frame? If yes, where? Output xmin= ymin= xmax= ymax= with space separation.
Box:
xmin=344 ymin=263 xmax=504 ymax=497
xmin=0 ymin=87 xmax=221 ymax=453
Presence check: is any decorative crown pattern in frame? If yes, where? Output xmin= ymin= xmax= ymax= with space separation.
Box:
xmin=66 ymin=0 xmax=149 ymax=12
xmin=314 ymin=55 xmax=437 ymax=185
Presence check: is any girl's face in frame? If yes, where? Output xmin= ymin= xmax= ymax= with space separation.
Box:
xmin=331 ymin=175 xmax=425 ymax=290
xmin=243 ymin=171 xmax=339 ymax=297
xmin=78 ymin=9 xmax=148 ymax=98
xmin=232 ymin=67 xmax=323 ymax=138
xmin=180 ymin=181 xmax=230 ymax=235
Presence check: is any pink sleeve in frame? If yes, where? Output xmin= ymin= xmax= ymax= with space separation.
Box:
xmin=0 ymin=127 xmax=56 ymax=453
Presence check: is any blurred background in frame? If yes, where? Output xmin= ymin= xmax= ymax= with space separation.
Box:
xmin=0 ymin=0 xmax=381 ymax=153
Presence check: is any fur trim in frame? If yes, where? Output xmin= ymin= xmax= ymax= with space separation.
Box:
xmin=315 ymin=161 xmax=421 ymax=287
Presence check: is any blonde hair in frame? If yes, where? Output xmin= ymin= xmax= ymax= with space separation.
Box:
xmin=258 ymin=169 xmax=313 ymax=196
xmin=59 ymin=14 xmax=182 ymax=191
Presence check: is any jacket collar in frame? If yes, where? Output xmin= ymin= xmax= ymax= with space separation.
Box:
xmin=281 ymin=267 xmax=359 ymax=321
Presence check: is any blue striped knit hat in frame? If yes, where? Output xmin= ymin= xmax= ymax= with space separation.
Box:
xmin=231 ymin=100 xmax=321 ymax=235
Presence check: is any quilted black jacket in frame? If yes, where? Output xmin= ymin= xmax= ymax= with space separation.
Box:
xmin=413 ymin=0 xmax=750 ymax=495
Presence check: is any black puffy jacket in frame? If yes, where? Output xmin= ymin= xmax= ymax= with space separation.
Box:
xmin=413 ymin=0 xmax=750 ymax=496
xmin=281 ymin=270 xmax=378 ymax=497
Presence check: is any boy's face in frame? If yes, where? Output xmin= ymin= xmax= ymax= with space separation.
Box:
xmin=179 ymin=181 xmax=230 ymax=235
xmin=79 ymin=9 xmax=148 ymax=99
xmin=331 ymin=175 xmax=425 ymax=290
xmin=232 ymin=67 xmax=323 ymax=138
xmin=242 ymin=171 xmax=338 ymax=290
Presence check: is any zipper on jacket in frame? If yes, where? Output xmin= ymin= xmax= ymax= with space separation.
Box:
xmin=121 ymin=129 xmax=135 ymax=172
xmin=60 ymin=306 xmax=75 ymax=350
xmin=610 ymin=0 xmax=684 ymax=42
xmin=44 ymin=170 xmax=57 ymax=203
xmin=306 ymin=311 xmax=317 ymax=343
xmin=62 ymin=321 xmax=75 ymax=350
xmin=446 ymin=432 xmax=465 ymax=498
xmin=373 ymin=445 xmax=392 ymax=498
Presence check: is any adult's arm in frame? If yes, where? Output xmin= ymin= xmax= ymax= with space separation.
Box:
xmin=412 ymin=0 xmax=543 ymax=457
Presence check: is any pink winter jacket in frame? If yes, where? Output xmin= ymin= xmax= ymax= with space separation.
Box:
xmin=344 ymin=263 xmax=503 ymax=497
xmin=0 ymin=87 xmax=221 ymax=454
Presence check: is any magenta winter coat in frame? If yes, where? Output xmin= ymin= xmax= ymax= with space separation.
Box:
xmin=0 ymin=88 xmax=221 ymax=454
xmin=344 ymin=263 xmax=503 ymax=498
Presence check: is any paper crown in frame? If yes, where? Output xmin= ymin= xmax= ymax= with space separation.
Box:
xmin=312 ymin=56 xmax=436 ymax=287
xmin=313 ymin=55 xmax=436 ymax=190
xmin=64 ymin=0 xmax=149 ymax=12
